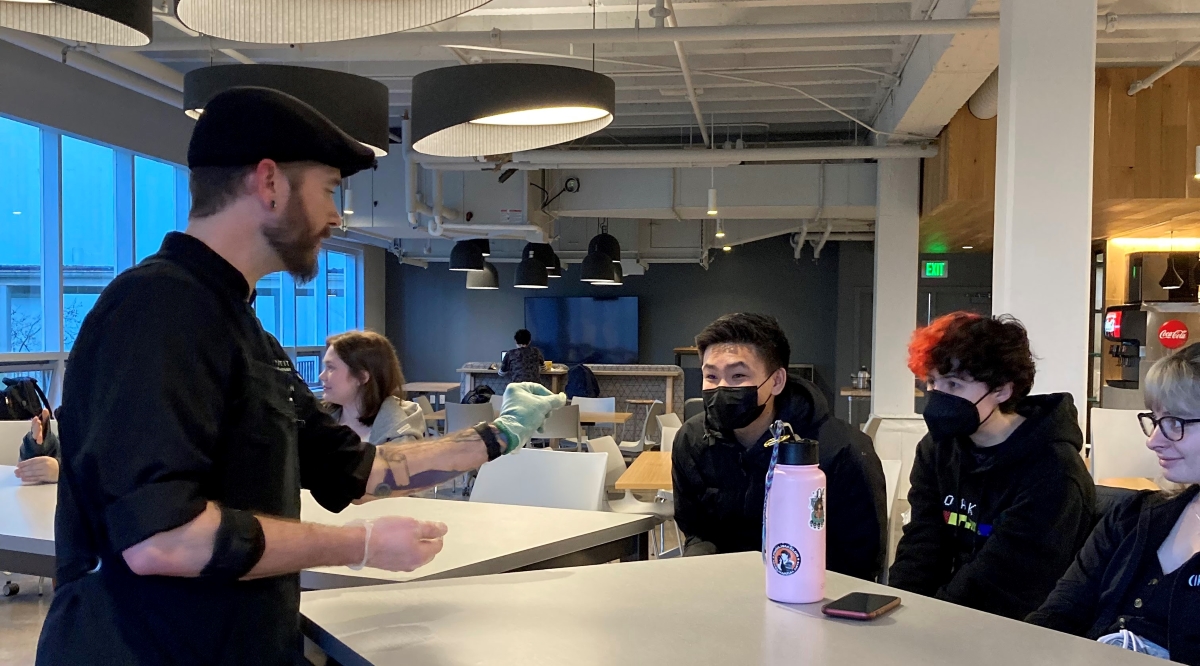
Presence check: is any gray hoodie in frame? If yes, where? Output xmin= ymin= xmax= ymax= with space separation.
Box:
xmin=331 ymin=396 xmax=427 ymax=445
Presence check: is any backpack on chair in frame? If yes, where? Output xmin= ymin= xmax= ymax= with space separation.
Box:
xmin=1 ymin=376 xmax=51 ymax=421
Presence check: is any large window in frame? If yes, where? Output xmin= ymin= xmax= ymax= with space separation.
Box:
xmin=134 ymin=155 xmax=178 ymax=262
xmin=61 ymin=136 xmax=117 ymax=350
xmin=0 ymin=116 xmax=44 ymax=352
xmin=326 ymin=249 xmax=357 ymax=336
xmin=251 ymin=246 xmax=362 ymax=348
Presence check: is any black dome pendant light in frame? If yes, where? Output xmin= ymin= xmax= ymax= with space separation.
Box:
xmin=1161 ymin=233 xmax=1184 ymax=291
xmin=597 ymin=261 xmax=623 ymax=286
xmin=449 ymin=240 xmax=485 ymax=272
xmin=470 ymin=238 xmax=492 ymax=257
xmin=529 ymin=243 xmax=562 ymax=278
xmin=514 ymin=246 xmax=549 ymax=289
xmin=581 ymin=220 xmax=621 ymax=283
xmin=184 ymin=65 xmax=391 ymax=156
xmin=176 ymin=0 xmax=495 ymax=44
xmin=411 ymin=64 xmax=615 ymax=157
xmin=0 ymin=0 xmax=153 ymax=46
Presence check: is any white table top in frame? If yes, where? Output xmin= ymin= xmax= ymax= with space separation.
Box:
xmin=0 ymin=467 xmax=655 ymax=589
xmin=300 ymin=491 xmax=656 ymax=589
xmin=301 ymin=552 xmax=1155 ymax=666
xmin=0 ymin=465 xmax=57 ymax=557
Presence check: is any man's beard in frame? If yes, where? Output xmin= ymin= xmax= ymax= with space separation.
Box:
xmin=262 ymin=195 xmax=328 ymax=283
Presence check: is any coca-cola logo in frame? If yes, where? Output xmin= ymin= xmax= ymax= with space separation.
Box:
xmin=1159 ymin=320 xmax=1190 ymax=350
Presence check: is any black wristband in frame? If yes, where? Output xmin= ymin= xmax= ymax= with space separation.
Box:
xmin=199 ymin=506 xmax=266 ymax=580
xmin=474 ymin=422 xmax=504 ymax=461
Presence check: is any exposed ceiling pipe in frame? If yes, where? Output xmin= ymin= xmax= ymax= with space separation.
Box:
xmin=402 ymin=119 xmax=434 ymax=228
xmin=968 ymin=68 xmax=999 ymax=119
xmin=89 ymin=46 xmax=185 ymax=92
xmin=662 ymin=0 xmax=710 ymax=148
xmin=1128 ymin=43 xmax=1200 ymax=95
xmin=0 ymin=29 xmax=184 ymax=108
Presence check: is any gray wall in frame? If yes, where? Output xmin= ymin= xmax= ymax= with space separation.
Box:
xmin=0 ymin=40 xmax=193 ymax=163
xmin=387 ymin=235 xmax=843 ymax=404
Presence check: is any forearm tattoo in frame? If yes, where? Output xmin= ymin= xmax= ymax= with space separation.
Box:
xmin=372 ymin=427 xmax=490 ymax=497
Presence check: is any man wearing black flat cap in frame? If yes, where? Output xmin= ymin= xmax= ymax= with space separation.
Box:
xmin=35 ymin=87 xmax=565 ymax=665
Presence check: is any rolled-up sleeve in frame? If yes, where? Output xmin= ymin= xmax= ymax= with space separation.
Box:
xmin=69 ymin=277 xmax=233 ymax=554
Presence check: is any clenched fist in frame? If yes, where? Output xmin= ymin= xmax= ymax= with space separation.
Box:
xmin=363 ymin=516 xmax=448 ymax=572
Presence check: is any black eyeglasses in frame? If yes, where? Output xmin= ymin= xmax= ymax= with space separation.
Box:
xmin=1138 ymin=412 xmax=1200 ymax=442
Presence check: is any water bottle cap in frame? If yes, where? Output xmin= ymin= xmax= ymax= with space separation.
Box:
xmin=777 ymin=438 xmax=819 ymax=466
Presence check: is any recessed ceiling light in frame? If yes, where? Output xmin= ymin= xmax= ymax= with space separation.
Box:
xmin=962 ymin=245 xmax=973 ymax=249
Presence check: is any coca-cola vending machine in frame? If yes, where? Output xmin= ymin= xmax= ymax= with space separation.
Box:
xmin=1101 ymin=303 xmax=1200 ymax=409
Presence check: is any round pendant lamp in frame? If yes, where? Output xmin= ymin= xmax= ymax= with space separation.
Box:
xmin=588 ymin=232 xmax=621 ymax=262
xmin=596 ymin=261 xmax=623 ymax=286
xmin=0 ymin=0 xmax=153 ymax=46
xmin=580 ymin=251 xmax=615 ymax=283
xmin=528 ymin=243 xmax=562 ymax=278
xmin=184 ymin=65 xmax=391 ymax=156
xmin=514 ymin=248 xmax=549 ymax=289
xmin=550 ymin=254 xmax=565 ymax=278
xmin=449 ymin=240 xmax=485 ymax=272
xmin=411 ymin=64 xmax=615 ymax=157
xmin=1161 ymin=255 xmax=1184 ymax=290
xmin=469 ymin=238 xmax=492 ymax=257
xmin=175 ymin=0 xmax=495 ymax=44
xmin=466 ymin=262 xmax=499 ymax=290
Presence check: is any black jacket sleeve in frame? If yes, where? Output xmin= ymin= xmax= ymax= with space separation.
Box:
xmin=824 ymin=442 xmax=886 ymax=580
xmin=672 ymin=427 xmax=719 ymax=556
xmin=499 ymin=350 xmax=512 ymax=377
xmin=20 ymin=428 xmax=60 ymax=462
xmin=1026 ymin=492 xmax=1140 ymax=634
xmin=291 ymin=372 xmax=375 ymax=512
xmin=889 ymin=438 xmax=950 ymax=596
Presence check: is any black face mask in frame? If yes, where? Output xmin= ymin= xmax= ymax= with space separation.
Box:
xmin=703 ymin=377 xmax=771 ymax=433
xmin=922 ymin=389 xmax=996 ymax=440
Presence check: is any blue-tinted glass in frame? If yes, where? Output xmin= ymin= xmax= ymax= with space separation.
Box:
xmin=255 ymin=274 xmax=283 ymax=340
xmin=326 ymin=251 xmax=355 ymax=335
xmin=134 ymin=156 xmax=177 ymax=262
xmin=61 ymin=136 xmax=116 ymax=350
xmin=0 ymin=116 xmax=44 ymax=352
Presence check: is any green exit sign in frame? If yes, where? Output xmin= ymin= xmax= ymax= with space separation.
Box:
xmin=922 ymin=260 xmax=949 ymax=279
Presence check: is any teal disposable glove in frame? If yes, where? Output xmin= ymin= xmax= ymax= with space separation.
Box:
xmin=492 ymin=382 xmax=567 ymax=453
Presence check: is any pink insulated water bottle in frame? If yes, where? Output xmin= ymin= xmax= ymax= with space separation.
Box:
xmin=763 ymin=436 xmax=826 ymax=604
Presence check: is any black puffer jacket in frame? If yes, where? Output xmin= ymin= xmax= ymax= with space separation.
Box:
xmin=1028 ymin=486 xmax=1200 ymax=665
xmin=671 ymin=378 xmax=887 ymax=581
xmin=889 ymin=393 xmax=1095 ymax=619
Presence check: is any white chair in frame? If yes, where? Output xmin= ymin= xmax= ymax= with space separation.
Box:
xmin=660 ymin=425 xmax=680 ymax=454
xmin=881 ymin=459 xmax=901 ymax=522
xmin=572 ymin=396 xmax=616 ymax=438
xmin=657 ymin=412 xmax=682 ymax=431
xmin=867 ymin=414 xmax=928 ymax=501
xmin=620 ymin=400 xmax=664 ymax=455
xmin=489 ymin=393 xmax=504 ymax=418
xmin=445 ymin=402 xmax=495 ymax=433
xmin=534 ymin=404 xmax=583 ymax=450
xmin=586 ymin=436 xmax=679 ymax=554
xmin=413 ymin=395 xmax=439 ymax=436
xmin=470 ymin=448 xmax=607 ymax=511
xmin=1091 ymin=408 xmax=1159 ymax=482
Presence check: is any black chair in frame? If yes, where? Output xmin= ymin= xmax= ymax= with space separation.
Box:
xmin=683 ymin=398 xmax=704 ymax=423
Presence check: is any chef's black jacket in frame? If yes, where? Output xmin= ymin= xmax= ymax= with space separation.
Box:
xmin=35 ymin=232 xmax=375 ymax=666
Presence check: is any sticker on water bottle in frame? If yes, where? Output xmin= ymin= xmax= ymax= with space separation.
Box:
xmin=809 ymin=487 xmax=826 ymax=531
xmin=770 ymin=543 xmax=801 ymax=576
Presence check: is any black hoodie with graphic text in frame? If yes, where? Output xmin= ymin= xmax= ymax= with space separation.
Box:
xmin=888 ymin=393 xmax=1096 ymax=619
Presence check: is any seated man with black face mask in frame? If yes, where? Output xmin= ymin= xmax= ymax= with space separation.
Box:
xmin=671 ymin=313 xmax=888 ymax=581
xmin=888 ymin=312 xmax=1095 ymax=619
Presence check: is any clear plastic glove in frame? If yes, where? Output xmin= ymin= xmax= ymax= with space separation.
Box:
xmin=492 ymin=382 xmax=567 ymax=452
xmin=362 ymin=516 xmax=448 ymax=572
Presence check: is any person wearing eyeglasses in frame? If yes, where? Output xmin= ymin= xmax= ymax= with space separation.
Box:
xmin=888 ymin=312 xmax=1095 ymax=619
xmin=1028 ymin=343 xmax=1200 ymax=664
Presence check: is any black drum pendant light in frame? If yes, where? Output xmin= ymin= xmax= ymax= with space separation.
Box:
xmin=514 ymin=246 xmax=549 ymax=289
xmin=466 ymin=262 xmax=499 ymax=290
xmin=411 ymin=64 xmax=615 ymax=157
xmin=529 ymin=243 xmax=562 ymax=278
xmin=184 ymin=65 xmax=391 ymax=156
xmin=449 ymin=240 xmax=485 ymax=272
xmin=597 ymin=261 xmax=623 ymax=286
xmin=0 ymin=0 xmax=153 ymax=46
xmin=176 ymin=0 xmax=495 ymax=44
xmin=581 ymin=226 xmax=621 ymax=283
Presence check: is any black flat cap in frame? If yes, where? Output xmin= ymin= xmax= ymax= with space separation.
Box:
xmin=187 ymin=86 xmax=376 ymax=178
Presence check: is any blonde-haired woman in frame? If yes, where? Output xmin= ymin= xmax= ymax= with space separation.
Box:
xmin=319 ymin=330 xmax=426 ymax=444
xmin=1029 ymin=343 xmax=1200 ymax=663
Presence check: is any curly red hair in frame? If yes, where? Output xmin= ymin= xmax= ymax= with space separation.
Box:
xmin=907 ymin=312 xmax=983 ymax=377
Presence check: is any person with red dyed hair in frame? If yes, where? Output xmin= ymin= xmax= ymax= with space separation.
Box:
xmin=888 ymin=312 xmax=1094 ymax=620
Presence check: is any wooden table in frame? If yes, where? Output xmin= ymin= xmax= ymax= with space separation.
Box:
xmin=403 ymin=382 xmax=461 ymax=409
xmin=426 ymin=410 xmax=446 ymax=423
xmin=1098 ymin=477 xmax=1162 ymax=491
xmin=581 ymin=411 xmax=632 ymax=425
xmin=616 ymin=451 xmax=672 ymax=492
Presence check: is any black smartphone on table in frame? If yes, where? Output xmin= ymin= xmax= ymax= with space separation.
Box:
xmin=821 ymin=593 xmax=901 ymax=621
